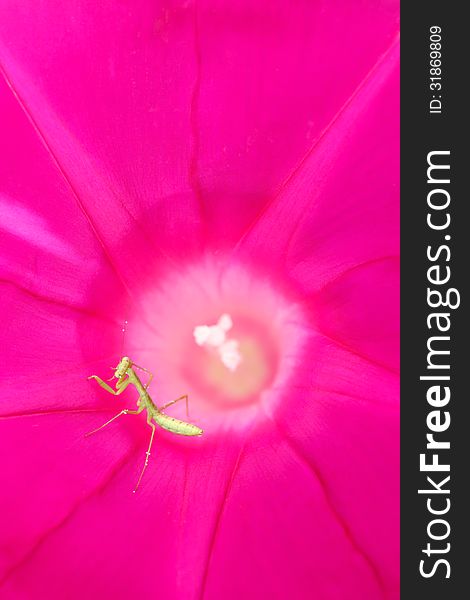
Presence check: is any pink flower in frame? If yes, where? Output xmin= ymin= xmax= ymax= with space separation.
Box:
xmin=0 ymin=2 xmax=399 ymax=599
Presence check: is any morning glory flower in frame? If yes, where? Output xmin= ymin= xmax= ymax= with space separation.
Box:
xmin=0 ymin=1 xmax=399 ymax=599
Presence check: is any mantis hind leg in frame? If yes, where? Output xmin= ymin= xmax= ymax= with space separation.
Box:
xmin=159 ymin=394 xmax=189 ymax=418
xmin=133 ymin=416 xmax=156 ymax=493
xmin=85 ymin=406 xmax=144 ymax=437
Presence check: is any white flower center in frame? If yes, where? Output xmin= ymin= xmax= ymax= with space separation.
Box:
xmin=123 ymin=258 xmax=308 ymax=427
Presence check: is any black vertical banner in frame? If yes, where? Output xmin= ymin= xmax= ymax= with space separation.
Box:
xmin=401 ymin=3 xmax=468 ymax=599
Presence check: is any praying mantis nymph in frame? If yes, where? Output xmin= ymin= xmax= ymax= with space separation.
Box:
xmin=86 ymin=356 xmax=203 ymax=492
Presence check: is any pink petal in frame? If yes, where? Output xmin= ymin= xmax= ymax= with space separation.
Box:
xmin=0 ymin=76 xmax=124 ymax=311
xmin=274 ymin=333 xmax=399 ymax=598
xmin=203 ymin=421 xmax=389 ymax=600
xmin=0 ymin=2 xmax=203 ymax=296
xmin=0 ymin=427 xmax=246 ymax=600
xmin=191 ymin=0 xmax=399 ymax=245
xmin=1 ymin=281 xmax=121 ymax=416
xmin=283 ymin=332 xmax=399 ymax=408
xmin=0 ymin=412 xmax=134 ymax=582
xmin=0 ymin=74 xmax=128 ymax=418
xmin=0 ymin=3 xmax=400 ymax=598
xmin=0 ymin=0 xmax=399 ymax=257
xmin=311 ymin=257 xmax=400 ymax=371
xmin=233 ymin=39 xmax=399 ymax=294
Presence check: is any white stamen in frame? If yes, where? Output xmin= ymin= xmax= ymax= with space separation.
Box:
xmin=193 ymin=325 xmax=211 ymax=346
xmin=219 ymin=339 xmax=242 ymax=371
xmin=217 ymin=313 xmax=233 ymax=332
xmin=193 ymin=314 xmax=242 ymax=371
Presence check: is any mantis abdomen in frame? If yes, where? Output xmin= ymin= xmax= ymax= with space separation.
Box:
xmin=154 ymin=412 xmax=203 ymax=436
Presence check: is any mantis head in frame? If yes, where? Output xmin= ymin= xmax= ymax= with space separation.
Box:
xmin=114 ymin=356 xmax=131 ymax=379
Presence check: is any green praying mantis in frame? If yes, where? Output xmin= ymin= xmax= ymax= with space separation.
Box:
xmin=87 ymin=356 xmax=203 ymax=492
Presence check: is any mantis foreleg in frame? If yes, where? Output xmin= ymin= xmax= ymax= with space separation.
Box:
xmin=88 ymin=375 xmax=131 ymax=395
